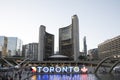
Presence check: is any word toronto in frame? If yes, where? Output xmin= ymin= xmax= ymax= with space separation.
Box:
xmin=31 ymin=66 xmax=84 ymax=73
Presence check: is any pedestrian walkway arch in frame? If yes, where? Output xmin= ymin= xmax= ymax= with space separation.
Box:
xmin=94 ymin=54 xmax=120 ymax=73
xmin=109 ymin=59 xmax=120 ymax=73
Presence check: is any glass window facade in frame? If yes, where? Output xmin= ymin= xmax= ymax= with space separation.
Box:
xmin=7 ymin=37 xmax=23 ymax=56
xmin=44 ymin=32 xmax=54 ymax=60
xmin=0 ymin=36 xmax=23 ymax=57
xmin=0 ymin=36 xmax=8 ymax=57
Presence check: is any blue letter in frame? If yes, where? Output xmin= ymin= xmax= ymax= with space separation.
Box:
xmin=43 ymin=67 xmax=49 ymax=73
xmin=62 ymin=67 xmax=68 ymax=72
xmin=37 ymin=67 xmax=42 ymax=72
xmin=55 ymin=67 xmax=61 ymax=73
xmin=69 ymin=67 xmax=73 ymax=72
xmin=49 ymin=67 xmax=54 ymax=73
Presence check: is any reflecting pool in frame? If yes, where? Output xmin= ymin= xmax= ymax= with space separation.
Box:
xmin=30 ymin=73 xmax=120 ymax=80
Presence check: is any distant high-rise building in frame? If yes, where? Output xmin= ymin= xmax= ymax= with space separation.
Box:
xmin=88 ymin=48 xmax=98 ymax=60
xmin=83 ymin=36 xmax=87 ymax=56
xmin=23 ymin=43 xmax=38 ymax=60
xmin=0 ymin=36 xmax=23 ymax=57
xmin=0 ymin=36 xmax=8 ymax=57
xmin=38 ymin=25 xmax=54 ymax=61
xmin=59 ymin=15 xmax=79 ymax=61
xmin=7 ymin=37 xmax=23 ymax=56
xmin=22 ymin=45 xmax=26 ymax=57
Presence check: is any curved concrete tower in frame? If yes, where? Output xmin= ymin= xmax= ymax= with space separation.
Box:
xmin=59 ymin=15 xmax=80 ymax=61
xmin=72 ymin=15 xmax=79 ymax=61
xmin=38 ymin=25 xmax=54 ymax=61
xmin=38 ymin=25 xmax=45 ymax=61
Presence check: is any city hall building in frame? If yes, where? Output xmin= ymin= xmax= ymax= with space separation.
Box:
xmin=38 ymin=15 xmax=80 ymax=61
xmin=38 ymin=25 xmax=54 ymax=61
xmin=59 ymin=15 xmax=79 ymax=61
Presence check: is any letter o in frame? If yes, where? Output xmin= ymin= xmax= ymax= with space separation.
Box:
xmin=73 ymin=67 xmax=79 ymax=72
xmin=55 ymin=67 xmax=61 ymax=73
xmin=43 ymin=67 xmax=49 ymax=73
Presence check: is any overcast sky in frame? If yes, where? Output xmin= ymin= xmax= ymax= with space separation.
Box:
xmin=0 ymin=0 xmax=120 ymax=52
